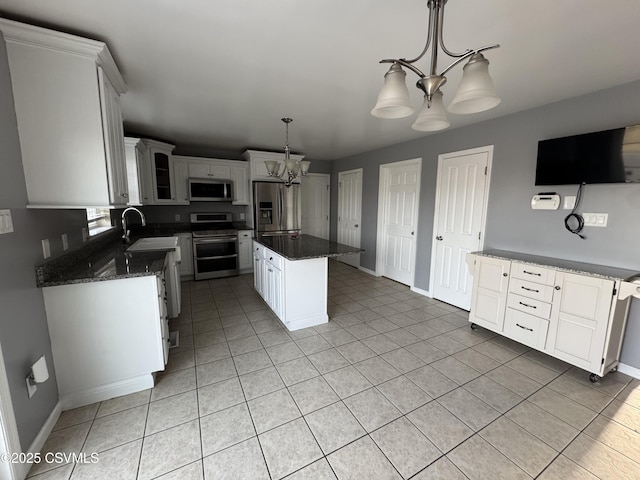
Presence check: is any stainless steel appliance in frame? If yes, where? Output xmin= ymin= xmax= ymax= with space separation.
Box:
xmin=190 ymin=212 xmax=238 ymax=280
xmin=254 ymin=181 xmax=301 ymax=236
xmin=189 ymin=179 xmax=233 ymax=202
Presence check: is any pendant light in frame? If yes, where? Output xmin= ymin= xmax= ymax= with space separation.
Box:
xmin=371 ymin=0 xmax=500 ymax=132
xmin=264 ymin=117 xmax=310 ymax=187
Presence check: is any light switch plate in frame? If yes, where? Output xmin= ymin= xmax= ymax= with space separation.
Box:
xmin=0 ymin=209 xmax=13 ymax=234
xmin=42 ymin=239 xmax=51 ymax=259
xmin=583 ymin=213 xmax=608 ymax=227
xmin=240 ymin=213 xmax=245 ymax=220
xmin=175 ymin=214 xmax=180 ymax=221
xmin=564 ymin=196 xmax=576 ymax=210
xmin=62 ymin=233 xmax=68 ymax=251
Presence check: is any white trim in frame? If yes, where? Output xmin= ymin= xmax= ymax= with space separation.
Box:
xmin=429 ymin=145 xmax=494 ymax=306
xmin=357 ymin=266 xmax=379 ymax=277
xmin=14 ymin=402 xmax=63 ymax=479
xmin=375 ymin=157 xmax=422 ymax=288
xmin=59 ymin=374 xmax=155 ymax=410
xmin=617 ymin=362 xmax=640 ymax=380
xmin=410 ymin=286 xmax=432 ymax=298
xmin=337 ymin=168 xmax=363 ymax=268
xmin=301 ymin=173 xmax=331 ymax=240
xmin=284 ymin=313 xmax=329 ymax=332
xmin=0 ymin=342 xmax=21 ymax=480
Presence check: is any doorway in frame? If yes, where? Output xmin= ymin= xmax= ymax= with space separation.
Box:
xmin=0 ymin=342 xmax=21 ymax=480
xmin=301 ymin=173 xmax=330 ymax=239
xmin=430 ymin=145 xmax=493 ymax=310
xmin=376 ymin=158 xmax=422 ymax=286
xmin=337 ymin=169 xmax=362 ymax=268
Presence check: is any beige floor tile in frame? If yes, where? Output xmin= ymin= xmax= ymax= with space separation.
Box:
xmin=453 ymin=348 xmax=500 ymax=374
xmin=327 ymin=436 xmax=402 ymax=480
xmin=305 ymin=401 xmax=366 ymax=454
xmin=464 ymin=375 xmax=523 ymax=413
xmin=438 ymin=388 xmax=500 ymax=432
xmin=289 ymin=376 xmax=340 ymax=414
xmin=584 ymin=415 xmax=640 ymax=462
xmin=564 ymin=433 xmax=640 ymax=480
xmin=307 ymin=348 xmax=350 ymax=374
xmin=537 ymin=455 xmax=598 ymax=480
xmin=600 ymin=398 xmax=640 ymax=432
xmin=155 ymin=460 xmax=203 ymax=479
xmin=285 ymin=458 xmax=336 ymax=480
xmin=431 ymin=356 xmax=482 ymax=385
xmin=405 ymin=365 xmax=458 ymax=399
xmin=411 ymin=457 xmax=467 ymax=479
xmin=371 ymin=417 xmax=441 ymax=478
xmin=479 ymin=417 xmax=557 ymax=477
xmin=322 ymin=365 xmax=372 ymax=399
xmin=505 ymin=356 xmax=559 ymax=384
xmin=71 ymin=439 xmax=141 ymax=480
xmin=203 ymin=437 xmax=269 ymax=480
xmin=83 ymin=404 xmax=147 ymax=453
xmin=152 ymin=367 xmax=197 ymax=401
xmin=547 ymin=375 xmax=616 ymax=412
xmin=353 ymin=356 xmax=401 ymax=384
xmin=407 ymin=401 xmax=473 ymax=453
xmin=197 ymin=376 xmax=245 ymax=416
xmin=343 ymin=387 xmax=401 ymax=432
xmin=248 ymin=388 xmax=301 ymax=434
xmin=28 ymin=422 xmax=92 ymax=476
xmin=200 ymin=403 xmax=256 ymax=456
xmin=505 ymin=400 xmax=579 ymax=451
xmin=96 ymin=389 xmax=151 ymax=418
xmin=448 ymin=435 xmax=531 ymax=480
xmin=485 ymin=365 xmax=542 ymax=398
xmin=377 ymin=375 xmax=432 ymax=414
xmin=239 ymin=365 xmax=285 ymax=400
xmin=275 ymin=356 xmax=320 ymax=386
xmin=53 ymin=404 xmax=99 ymax=431
xmin=145 ymin=390 xmax=198 ymax=435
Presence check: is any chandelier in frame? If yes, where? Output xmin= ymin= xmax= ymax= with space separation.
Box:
xmin=371 ymin=0 xmax=500 ymax=132
xmin=264 ymin=117 xmax=310 ymax=187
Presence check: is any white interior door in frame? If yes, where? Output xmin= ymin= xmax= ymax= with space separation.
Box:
xmin=377 ymin=159 xmax=421 ymax=286
xmin=301 ymin=174 xmax=330 ymax=239
xmin=431 ymin=146 xmax=492 ymax=310
xmin=337 ymin=169 xmax=362 ymax=267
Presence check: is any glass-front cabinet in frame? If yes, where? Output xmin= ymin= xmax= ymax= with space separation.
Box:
xmin=143 ymin=139 xmax=176 ymax=204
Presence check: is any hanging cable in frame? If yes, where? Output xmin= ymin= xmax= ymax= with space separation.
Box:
xmin=564 ymin=182 xmax=586 ymax=239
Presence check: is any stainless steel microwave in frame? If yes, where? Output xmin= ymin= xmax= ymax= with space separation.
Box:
xmin=188 ymin=178 xmax=233 ymax=202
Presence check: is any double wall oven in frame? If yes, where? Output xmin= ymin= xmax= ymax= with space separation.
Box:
xmin=190 ymin=213 xmax=239 ymax=280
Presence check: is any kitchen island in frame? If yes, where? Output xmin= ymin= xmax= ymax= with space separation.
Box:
xmin=253 ymin=234 xmax=362 ymax=331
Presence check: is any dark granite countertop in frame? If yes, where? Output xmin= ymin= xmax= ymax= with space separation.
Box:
xmin=36 ymin=231 xmax=174 ymax=287
xmin=255 ymin=234 xmax=363 ymax=261
xmin=473 ymin=249 xmax=639 ymax=281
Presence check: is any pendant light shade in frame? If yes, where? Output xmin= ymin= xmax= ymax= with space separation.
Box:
xmin=411 ymin=91 xmax=450 ymax=132
xmin=371 ymin=63 xmax=415 ymax=119
xmin=448 ymin=54 xmax=501 ymax=115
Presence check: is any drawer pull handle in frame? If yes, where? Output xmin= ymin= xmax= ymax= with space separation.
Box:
xmin=518 ymin=301 xmax=536 ymax=309
xmin=516 ymin=323 xmax=534 ymax=332
xmin=503 ymin=273 xmax=508 ymax=277
xmin=521 ymin=286 xmax=539 ymax=293
xmin=523 ymin=270 xmax=541 ymax=276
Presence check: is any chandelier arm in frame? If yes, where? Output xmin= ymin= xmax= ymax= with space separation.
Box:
xmin=436 ymin=2 xmax=472 ymax=58
xmin=379 ymin=59 xmax=426 ymax=79
xmin=402 ymin=0 xmax=437 ymax=65
xmin=438 ymin=44 xmax=500 ymax=76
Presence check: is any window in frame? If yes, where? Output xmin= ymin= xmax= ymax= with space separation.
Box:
xmin=86 ymin=208 xmax=113 ymax=237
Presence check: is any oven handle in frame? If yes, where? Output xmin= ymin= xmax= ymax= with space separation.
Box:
xmin=196 ymin=254 xmax=238 ymax=261
xmin=193 ymin=237 xmax=238 ymax=244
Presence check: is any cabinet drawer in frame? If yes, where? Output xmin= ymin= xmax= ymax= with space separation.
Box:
xmin=508 ymin=278 xmax=555 ymax=303
xmin=253 ymin=242 xmax=265 ymax=258
xmin=511 ymin=262 xmax=556 ymax=286
xmin=504 ymin=308 xmax=549 ymax=350
xmin=507 ymin=293 xmax=552 ymax=319
xmin=265 ymin=249 xmax=283 ymax=270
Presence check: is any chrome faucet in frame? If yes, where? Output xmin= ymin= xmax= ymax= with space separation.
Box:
xmin=121 ymin=207 xmax=146 ymax=244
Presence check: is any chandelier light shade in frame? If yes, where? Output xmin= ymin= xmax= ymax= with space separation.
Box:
xmin=372 ymin=0 xmax=500 ymax=131
xmin=412 ymin=91 xmax=450 ymax=132
xmin=264 ymin=117 xmax=309 ymax=187
xmin=371 ymin=63 xmax=415 ymax=119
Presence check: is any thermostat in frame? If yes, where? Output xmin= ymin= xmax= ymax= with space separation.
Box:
xmin=531 ymin=193 xmax=560 ymax=210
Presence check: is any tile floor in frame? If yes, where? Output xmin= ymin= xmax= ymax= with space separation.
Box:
xmin=27 ymin=260 xmax=640 ymax=479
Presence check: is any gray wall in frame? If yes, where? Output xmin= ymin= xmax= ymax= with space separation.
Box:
xmin=0 ymin=34 xmax=90 ymax=449
xmin=331 ymin=79 xmax=640 ymax=368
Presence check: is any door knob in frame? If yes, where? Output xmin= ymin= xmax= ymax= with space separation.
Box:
xmin=436 ymin=235 xmax=443 ymax=241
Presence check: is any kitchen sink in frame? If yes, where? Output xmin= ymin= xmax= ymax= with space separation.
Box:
xmin=126 ymin=236 xmax=179 ymax=252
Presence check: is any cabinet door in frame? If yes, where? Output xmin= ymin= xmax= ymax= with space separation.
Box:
xmin=151 ymin=149 xmax=175 ymax=203
xmin=211 ymin=164 xmax=231 ymax=179
xmin=177 ymin=234 xmax=194 ymax=276
xmin=270 ymin=265 xmax=283 ymax=319
xmin=548 ymin=272 xmax=614 ymax=372
xmin=138 ymin=145 xmax=155 ymax=205
xmin=253 ymin=253 xmax=264 ymax=296
xmin=232 ymin=164 xmax=250 ymax=205
xmin=238 ymin=236 xmax=253 ymax=271
xmin=173 ymin=158 xmax=190 ymax=205
xmin=188 ymin=162 xmax=211 ymax=179
xmin=469 ymin=256 xmax=511 ymax=332
xmin=98 ymin=67 xmax=128 ymax=206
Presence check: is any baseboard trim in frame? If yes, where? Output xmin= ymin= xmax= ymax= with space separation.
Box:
xmin=15 ymin=401 xmax=63 ymax=479
xmin=285 ymin=313 xmax=329 ymax=332
xmin=410 ymin=286 xmax=432 ymax=298
xmin=59 ymin=374 xmax=155 ymax=410
xmin=617 ymin=362 xmax=640 ymax=380
xmin=357 ymin=266 xmax=378 ymax=276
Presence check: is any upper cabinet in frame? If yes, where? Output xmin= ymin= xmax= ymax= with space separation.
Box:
xmin=0 ymin=18 xmax=128 ymax=208
xmin=143 ymin=139 xmax=179 ymax=204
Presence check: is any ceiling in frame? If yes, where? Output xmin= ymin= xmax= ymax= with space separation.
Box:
xmin=0 ymin=1 xmax=639 ymax=160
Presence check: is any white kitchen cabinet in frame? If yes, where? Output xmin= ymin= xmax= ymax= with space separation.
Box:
xmin=252 ymin=241 xmax=328 ymax=330
xmin=177 ymin=233 xmax=194 ymax=277
xmin=0 ymin=19 xmax=128 ymax=208
xmin=145 ymin=139 xmax=177 ymax=204
xmin=468 ymin=256 xmax=511 ymax=332
xmin=124 ymin=137 xmax=148 ymax=205
xmin=188 ymin=160 xmax=231 ymax=179
xmin=243 ymin=149 xmax=305 ymax=182
xmin=238 ymin=230 xmax=253 ymax=273
xmin=173 ymin=157 xmax=190 ymax=205
xmin=42 ymin=273 xmax=167 ymax=408
xmin=468 ymin=251 xmax=636 ymax=379
xmin=231 ymin=163 xmax=251 ymax=205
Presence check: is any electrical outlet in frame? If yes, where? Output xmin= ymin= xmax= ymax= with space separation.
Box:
xmin=175 ymin=214 xmax=181 ymax=222
xmin=240 ymin=213 xmax=245 ymax=220
xmin=42 ymin=239 xmax=51 ymax=259
xmin=582 ymin=213 xmax=608 ymax=227
xmin=0 ymin=209 xmax=14 ymax=234
xmin=62 ymin=233 xmax=69 ymax=251
xmin=82 ymin=227 xmax=88 ymax=242
xmin=26 ymin=375 xmax=37 ymax=398
xmin=564 ymin=196 xmax=576 ymax=210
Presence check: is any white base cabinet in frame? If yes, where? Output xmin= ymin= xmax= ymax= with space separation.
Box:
xmin=468 ymin=252 xmax=636 ymax=378
xmin=177 ymin=233 xmax=194 ymax=277
xmin=42 ymin=273 xmax=168 ymax=409
xmin=253 ymin=241 xmax=328 ymax=330
xmin=238 ymin=230 xmax=253 ymax=273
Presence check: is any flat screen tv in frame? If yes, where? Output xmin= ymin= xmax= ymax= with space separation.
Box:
xmin=535 ymin=125 xmax=640 ymax=185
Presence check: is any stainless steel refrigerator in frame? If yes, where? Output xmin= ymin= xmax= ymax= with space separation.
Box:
xmin=254 ymin=181 xmax=301 ymax=235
